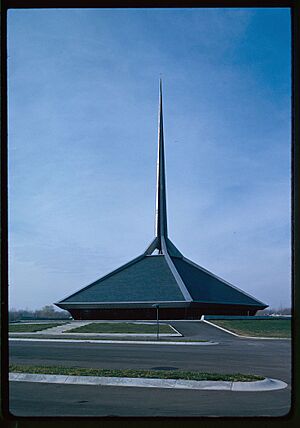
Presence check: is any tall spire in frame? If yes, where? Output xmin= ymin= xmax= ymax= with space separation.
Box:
xmin=155 ymin=79 xmax=168 ymax=249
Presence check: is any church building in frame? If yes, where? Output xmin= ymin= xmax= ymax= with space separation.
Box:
xmin=55 ymin=82 xmax=267 ymax=319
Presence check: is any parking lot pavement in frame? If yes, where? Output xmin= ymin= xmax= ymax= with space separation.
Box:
xmin=8 ymin=321 xmax=292 ymax=417
xmin=170 ymin=320 xmax=239 ymax=341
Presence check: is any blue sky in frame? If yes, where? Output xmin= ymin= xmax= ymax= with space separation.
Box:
xmin=8 ymin=8 xmax=291 ymax=310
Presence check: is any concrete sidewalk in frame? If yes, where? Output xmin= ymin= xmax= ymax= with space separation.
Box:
xmin=9 ymin=372 xmax=288 ymax=392
xmin=41 ymin=321 xmax=91 ymax=334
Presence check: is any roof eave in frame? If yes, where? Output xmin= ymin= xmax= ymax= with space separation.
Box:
xmin=55 ymin=301 xmax=190 ymax=310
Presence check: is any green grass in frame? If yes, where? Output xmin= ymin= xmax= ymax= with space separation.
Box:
xmin=65 ymin=322 xmax=175 ymax=334
xmin=9 ymin=323 xmax=67 ymax=333
xmin=9 ymin=364 xmax=264 ymax=382
xmin=211 ymin=319 xmax=291 ymax=338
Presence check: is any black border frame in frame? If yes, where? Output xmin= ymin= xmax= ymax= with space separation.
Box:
xmin=1 ymin=1 xmax=298 ymax=427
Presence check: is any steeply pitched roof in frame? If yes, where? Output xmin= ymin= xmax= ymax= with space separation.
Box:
xmin=171 ymin=256 xmax=266 ymax=307
xmin=62 ymin=255 xmax=185 ymax=303
xmin=58 ymin=250 xmax=266 ymax=309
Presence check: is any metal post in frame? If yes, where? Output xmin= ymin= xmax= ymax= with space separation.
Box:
xmin=156 ymin=305 xmax=159 ymax=341
xmin=152 ymin=304 xmax=160 ymax=341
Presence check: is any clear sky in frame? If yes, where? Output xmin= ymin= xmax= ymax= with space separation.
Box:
xmin=8 ymin=8 xmax=291 ymax=310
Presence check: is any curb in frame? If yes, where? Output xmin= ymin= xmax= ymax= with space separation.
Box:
xmin=9 ymin=373 xmax=288 ymax=391
xmin=9 ymin=332 xmax=182 ymax=337
xmin=203 ymin=320 xmax=291 ymax=340
xmin=9 ymin=338 xmax=218 ymax=346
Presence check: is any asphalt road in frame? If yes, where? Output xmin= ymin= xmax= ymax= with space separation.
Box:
xmin=9 ymin=321 xmax=292 ymax=417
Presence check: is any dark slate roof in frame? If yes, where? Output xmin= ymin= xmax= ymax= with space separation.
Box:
xmin=171 ymin=257 xmax=265 ymax=307
xmin=62 ymin=255 xmax=185 ymax=303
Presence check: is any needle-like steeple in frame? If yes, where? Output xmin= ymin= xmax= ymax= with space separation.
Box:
xmin=56 ymin=81 xmax=268 ymax=320
xmin=155 ymin=79 xmax=168 ymax=251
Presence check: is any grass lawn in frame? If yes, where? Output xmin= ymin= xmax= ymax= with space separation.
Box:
xmin=9 ymin=323 xmax=66 ymax=333
xmin=211 ymin=319 xmax=291 ymax=338
xmin=65 ymin=322 xmax=175 ymax=334
xmin=9 ymin=364 xmax=264 ymax=382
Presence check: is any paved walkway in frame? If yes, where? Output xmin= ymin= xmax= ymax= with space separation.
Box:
xmin=41 ymin=321 xmax=91 ymax=334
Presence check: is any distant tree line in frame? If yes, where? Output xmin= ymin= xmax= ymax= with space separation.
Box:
xmin=8 ymin=305 xmax=291 ymax=321
xmin=257 ymin=307 xmax=291 ymax=315
xmin=9 ymin=305 xmax=71 ymax=322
